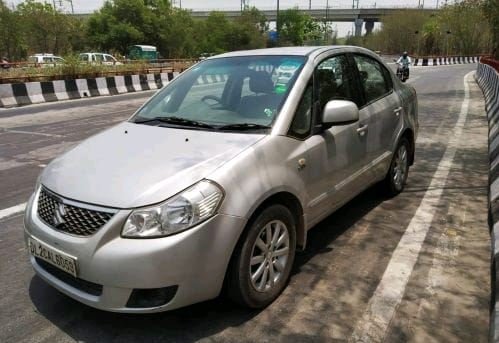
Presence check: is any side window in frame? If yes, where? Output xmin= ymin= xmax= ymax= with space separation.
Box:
xmin=289 ymin=82 xmax=313 ymax=139
xmin=353 ymin=55 xmax=391 ymax=104
xmin=316 ymin=54 xmax=361 ymax=111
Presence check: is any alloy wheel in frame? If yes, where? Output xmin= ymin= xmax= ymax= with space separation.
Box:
xmin=393 ymin=144 xmax=408 ymax=191
xmin=249 ymin=220 xmax=290 ymax=293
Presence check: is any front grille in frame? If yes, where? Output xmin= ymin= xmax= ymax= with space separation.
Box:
xmin=35 ymin=257 xmax=103 ymax=296
xmin=37 ymin=188 xmax=114 ymax=237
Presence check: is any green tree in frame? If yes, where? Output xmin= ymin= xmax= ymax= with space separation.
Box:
xmin=0 ymin=1 xmax=24 ymax=59
xmin=439 ymin=0 xmax=490 ymax=55
xmin=483 ymin=0 xmax=499 ymax=58
xmin=196 ymin=12 xmax=231 ymax=54
xmin=278 ymin=8 xmax=316 ymax=46
xmin=86 ymin=0 xmax=150 ymax=54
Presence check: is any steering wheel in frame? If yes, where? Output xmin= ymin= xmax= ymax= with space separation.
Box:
xmin=201 ymin=95 xmax=222 ymax=106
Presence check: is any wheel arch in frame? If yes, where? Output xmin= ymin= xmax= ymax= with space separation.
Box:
xmin=243 ymin=191 xmax=306 ymax=250
xmin=400 ymin=128 xmax=415 ymax=166
xmin=221 ymin=190 xmax=306 ymax=298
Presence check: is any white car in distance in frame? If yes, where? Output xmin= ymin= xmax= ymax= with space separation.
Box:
xmin=28 ymin=54 xmax=65 ymax=68
xmin=79 ymin=53 xmax=122 ymax=65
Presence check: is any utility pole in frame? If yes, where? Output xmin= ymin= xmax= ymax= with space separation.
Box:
xmin=326 ymin=0 xmax=329 ymax=22
xmin=325 ymin=0 xmax=329 ymax=42
xmin=309 ymin=0 xmax=311 ymax=10
xmin=276 ymin=0 xmax=280 ymax=43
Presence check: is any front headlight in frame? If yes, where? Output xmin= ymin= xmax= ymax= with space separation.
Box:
xmin=122 ymin=180 xmax=224 ymax=238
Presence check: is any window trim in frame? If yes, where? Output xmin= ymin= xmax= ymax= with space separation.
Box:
xmin=287 ymin=79 xmax=314 ymax=140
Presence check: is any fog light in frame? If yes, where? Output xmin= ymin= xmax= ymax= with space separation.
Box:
xmin=126 ymin=286 xmax=178 ymax=308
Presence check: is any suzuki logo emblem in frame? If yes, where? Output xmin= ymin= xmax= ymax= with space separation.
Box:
xmin=53 ymin=202 xmax=66 ymax=227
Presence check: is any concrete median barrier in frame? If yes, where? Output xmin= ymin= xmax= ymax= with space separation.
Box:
xmin=0 ymin=69 xmax=232 ymax=108
xmin=414 ymin=56 xmax=480 ymax=66
xmin=475 ymin=61 xmax=499 ymax=342
xmin=0 ymin=73 xmax=174 ymax=108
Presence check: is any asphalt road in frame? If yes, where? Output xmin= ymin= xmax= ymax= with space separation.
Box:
xmin=0 ymin=64 xmax=490 ymax=342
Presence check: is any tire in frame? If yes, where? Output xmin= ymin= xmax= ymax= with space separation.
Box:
xmin=227 ymin=204 xmax=296 ymax=309
xmin=383 ymin=137 xmax=410 ymax=197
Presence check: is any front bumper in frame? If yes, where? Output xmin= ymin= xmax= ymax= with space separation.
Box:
xmin=24 ymin=191 xmax=246 ymax=313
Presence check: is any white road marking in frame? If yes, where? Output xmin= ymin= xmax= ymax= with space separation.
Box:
xmin=0 ymin=203 xmax=27 ymax=220
xmin=350 ymin=71 xmax=474 ymax=342
xmin=5 ymin=129 xmax=64 ymax=138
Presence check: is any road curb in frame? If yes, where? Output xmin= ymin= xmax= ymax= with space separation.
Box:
xmin=475 ymin=61 xmax=499 ymax=342
xmin=414 ymin=56 xmax=480 ymax=66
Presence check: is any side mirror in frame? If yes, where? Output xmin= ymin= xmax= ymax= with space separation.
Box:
xmin=322 ymin=100 xmax=359 ymax=128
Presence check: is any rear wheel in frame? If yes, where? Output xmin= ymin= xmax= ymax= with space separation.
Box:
xmin=227 ymin=204 xmax=296 ymax=308
xmin=383 ymin=137 xmax=410 ymax=197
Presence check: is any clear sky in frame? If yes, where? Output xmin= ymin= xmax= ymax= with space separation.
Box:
xmin=4 ymin=0 xmax=445 ymax=36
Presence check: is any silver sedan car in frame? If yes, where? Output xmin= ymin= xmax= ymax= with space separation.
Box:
xmin=24 ymin=46 xmax=418 ymax=313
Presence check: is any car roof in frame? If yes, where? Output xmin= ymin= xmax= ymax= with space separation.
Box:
xmin=133 ymin=45 xmax=157 ymax=51
xmin=213 ymin=46 xmax=367 ymax=59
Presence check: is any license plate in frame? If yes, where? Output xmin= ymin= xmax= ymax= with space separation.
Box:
xmin=28 ymin=237 xmax=78 ymax=277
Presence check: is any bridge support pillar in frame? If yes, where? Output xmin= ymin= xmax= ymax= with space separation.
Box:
xmin=365 ymin=20 xmax=375 ymax=35
xmin=354 ymin=18 xmax=364 ymax=37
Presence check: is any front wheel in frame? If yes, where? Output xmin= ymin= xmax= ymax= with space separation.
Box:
xmin=227 ymin=204 xmax=296 ymax=308
xmin=383 ymin=137 xmax=410 ymax=197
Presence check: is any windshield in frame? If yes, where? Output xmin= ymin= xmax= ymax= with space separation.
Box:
xmin=132 ymin=55 xmax=306 ymax=130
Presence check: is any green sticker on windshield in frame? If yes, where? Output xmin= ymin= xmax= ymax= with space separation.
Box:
xmin=274 ymin=83 xmax=287 ymax=94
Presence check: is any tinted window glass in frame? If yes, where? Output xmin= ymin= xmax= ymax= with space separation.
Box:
xmin=316 ymin=54 xmax=360 ymax=110
xmin=353 ymin=55 xmax=391 ymax=103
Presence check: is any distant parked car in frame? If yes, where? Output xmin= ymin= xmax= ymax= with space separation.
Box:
xmin=28 ymin=54 xmax=65 ymax=67
xmin=79 ymin=53 xmax=122 ymax=65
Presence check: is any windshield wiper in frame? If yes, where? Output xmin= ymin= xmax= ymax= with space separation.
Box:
xmin=134 ymin=116 xmax=215 ymax=129
xmin=217 ymin=123 xmax=271 ymax=131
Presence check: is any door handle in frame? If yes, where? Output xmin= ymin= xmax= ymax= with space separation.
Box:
xmin=356 ymin=124 xmax=368 ymax=136
xmin=393 ymin=107 xmax=403 ymax=116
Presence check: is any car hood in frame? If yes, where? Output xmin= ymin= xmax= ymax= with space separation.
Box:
xmin=41 ymin=122 xmax=265 ymax=208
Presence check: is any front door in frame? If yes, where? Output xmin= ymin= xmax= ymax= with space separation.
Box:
xmin=302 ymin=54 xmax=373 ymax=224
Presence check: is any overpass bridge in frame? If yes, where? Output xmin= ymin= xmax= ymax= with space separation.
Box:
xmin=190 ymin=8 xmax=438 ymax=36
xmin=74 ymin=7 xmax=438 ymax=37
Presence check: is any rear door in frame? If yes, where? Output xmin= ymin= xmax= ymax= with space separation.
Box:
xmin=351 ymin=54 xmax=403 ymax=179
